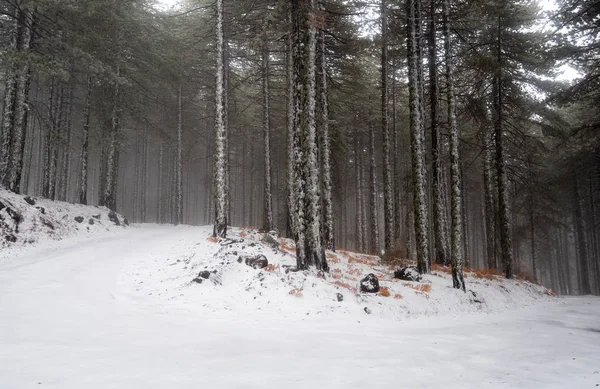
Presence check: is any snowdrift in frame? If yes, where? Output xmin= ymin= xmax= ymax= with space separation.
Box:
xmin=120 ymin=226 xmax=556 ymax=321
xmin=0 ymin=188 xmax=127 ymax=254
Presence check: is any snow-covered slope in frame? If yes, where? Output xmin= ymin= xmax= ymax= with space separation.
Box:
xmin=0 ymin=188 xmax=127 ymax=256
xmin=1 ymin=224 xmax=598 ymax=389
xmin=121 ymin=226 xmax=554 ymax=321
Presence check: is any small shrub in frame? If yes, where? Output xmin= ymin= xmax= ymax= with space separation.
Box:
xmin=207 ymin=236 xmax=219 ymax=243
xmin=393 ymin=293 xmax=403 ymax=299
xmin=265 ymin=264 xmax=280 ymax=273
xmin=403 ymin=282 xmax=432 ymax=293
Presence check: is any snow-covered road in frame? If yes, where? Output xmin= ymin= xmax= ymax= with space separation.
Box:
xmin=1 ymin=225 xmax=599 ymax=389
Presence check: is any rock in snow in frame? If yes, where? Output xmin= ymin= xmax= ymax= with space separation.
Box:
xmin=360 ymin=274 xmax=380 ymax=293
xmin=243 ymin=255 xmax=269 ymax=269
xmin=394 ymin=266 xmax=422 ymax=282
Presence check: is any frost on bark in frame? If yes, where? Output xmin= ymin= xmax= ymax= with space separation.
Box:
xmin=262 ymin=26 xmax=274 ymax=232
xmin=369 ymin=120 xmax=380 ymax=254
xmin=175 ymin=84 xmax=183 ymax=226
xmin=213 ymin=0 xmax=228 ymax=238
xmin=101 ymin=74 xmax=121 ymax=212
xmin=286 ymin=3 xmax=299 ymax=241
xmin=392 ymin=62 xmax=402 ymax=244
xmin=4 ymin=6 xmax=34 ymax=193
xmin=428 ymin=0 xmax=448 ymax=266
xmin=79 ymin=76 xmax=92 ymax=205
xmin=299 ymin=0 xmax=328 ymax=271
xmin=381 ymin=0 xmax=394 ymax=252
xmin=443 ymin=0 xmax=465 ymax=291
xmin=482 ymin=112 xmax=496 ymax=270
xmin=0 ymin=4 xmax=21 ymax=188
xmin=58 ymin=85 xmax=73 ymax=201
xmin=317 ymin=24 xmax=334 ymax=251
xmin=492 ymin=16 xmax=513 ymax=279
xmin=407 ymin=0 xmax=430 ymax=274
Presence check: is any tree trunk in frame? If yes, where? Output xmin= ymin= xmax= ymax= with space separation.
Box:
xmin=262 ymin=27 xmax=274 ymax=232
xmin=286 ymin=4 xmax=299 ymax=240
xmin=318 ymin=24 xmax=335 ymax=251
xmin=175 ymin=84 xmax=183 ymax=225
xmin=573 ymin=174 xmax=591 ymax=294
xmin=213 ymin=0 xmax=228 ymax=238
xmin=79 ymin=76 xmax=92 ymax=205
xmin=407 ymin=0 xmax=430 ymax=274
xmin=356 ymin=132 xmax=365 ymax=252
xmin=369 ymin=119 xmax=380 ymax=254
xmin=443 ymin=0 xmax=465 ymax=291
xmin=101 ymin=75 xmax=121 ymax=212
xmin=381 ymin=0 xmax=394 ymax=251
xmin=493 ymin=14 xmax=513 ymax=278
xmin=299 ymin=0 xmax=327 ymax=271
xmin=429 ymin=0 xmax=447 ymax=266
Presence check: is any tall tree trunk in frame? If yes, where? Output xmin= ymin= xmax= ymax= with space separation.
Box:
xmin=48 ymin=84 xmax=64 ymax=200
xmin=381 ymin=0 xmax=394 ymax=251
xmin=175 ymin=85 xmax=183 ymax=225
xmin=141 ymin=128 xmax=148 ymax=222
xmin=573 ymin=174 xmax=591 ymax=294
xmin=493 ymin=14 xmax=513 ymax=279
xmin=407 ymin=0 xmax=430 ymax=274
xmin=262 ymin=26 xmax=274 ymax=232
xmin=482 ymin=115 xmax=496 ymax=269
xmin=58 ymin=84 xmax=73 ymax=201
xmin=369 ymin=119 xmax=380 ymax=254
xmin=79 ymin=76 xmax=92 ymax=204
xmin=286 ymin=4 xmax=299 ymax=240
xmin=213 ymin=0 xmax=228 ymax=238
xmin=102 ymin=74 xmax=121 ymax=212
xmin=157 ymin=138 xmax=164 ymax=223
xmin=318 ymin=24 xmax=335 ymax=251
xmin=429 ymin=0 xmax=447 ymax=266
xmin=299 ymin=0 xmax=327 ymax=271
xmin=356 ymin=132 xmax=365 ymax=252
xmin=443 ymin=0 xmax=465 ymax=291
xmin=392 ymin=59 xmax=402 ymax=244
xmin=528 ymin=158 xmax=537 ymax=282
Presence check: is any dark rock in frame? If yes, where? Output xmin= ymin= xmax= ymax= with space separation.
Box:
xmin=74 ymin=216 xmax=84 ymax=223
xmin=24 ymin=196 xmax=36 ymax=206
xmin=364 ymin=307 xmax=372 ymax=314
xmin=243 ymin=255 xmax=269 ymax=269
xmin=261 ymin=233 xmax=280 ymax=249
xmin=108 ymin=211 xmax=120 ymax=226
xmin=237 ymin=256 xmax=243 ymax=263
xmin=0 ymin=200 xmax=4 ymax=211
xmin=92 ymin=214 xmax=101 ymax=219
xmin=469 ymin=289 xmax=483 ymax=304
xmin=360 ymin=273 xmax=380 ymax=293
xmin=393 ymin=266 xmax=422 ymax=282
xmin=36 ymin=207 xmax=45 ymax=214
xmin=336 ymin=293 xmax=344 ymax=302
xmin=88 ymin=218 xmax=95 ymax=225
xmin=249 ymin=242 xmax=256 ymax=247
xmin=123 ymin=217 xmax=129 ymax=226
xmin=192 ymin=277 xmax=203 ymax=284
xmin=41 ymin=218 xmax=54 ymax=230
xmin=5 ymin=234 xmax=17 ymax=243
xmin=198 ymin=271 xmax=211 ymax=279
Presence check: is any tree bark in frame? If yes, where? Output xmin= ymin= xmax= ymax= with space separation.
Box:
xmin=213 ymin=0 xmax=228 ymax=238
xmin=176 ymin=85 xmax=183 ymax=225
xmin=262 ymin=25 xmax=274 ymax=232
xmin=407 ymin=0 xmax=430 ymax=274
xmin=381 ymin=0 xmax=394 ymax=251
xmin=573 ymin=174 xmax=591 ymax=294
xmin=369 ymin=119 xmax=380 ymax=254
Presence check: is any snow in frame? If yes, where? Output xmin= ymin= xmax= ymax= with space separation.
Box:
xmin=1 ymin=215 xmax=599 ymax=388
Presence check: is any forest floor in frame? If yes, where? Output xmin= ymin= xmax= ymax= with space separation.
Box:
xmin=1 ymin=217 xmax=599 ymax=388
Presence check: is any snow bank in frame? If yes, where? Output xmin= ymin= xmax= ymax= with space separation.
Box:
xmin=120 ymin=226 xmax=555 ymax=321
xmin=0 ymin=188 xmax=127 ymax=256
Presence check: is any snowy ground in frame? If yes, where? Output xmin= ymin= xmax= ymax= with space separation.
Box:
xmin=1 ymin=224 xmax=599 ymax=388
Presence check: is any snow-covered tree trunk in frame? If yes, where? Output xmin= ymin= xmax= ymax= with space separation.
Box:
xmin=493 ymin=16 xmax=513 ymax=279
xmin=175 ymin=84 xmax=183 ymax=225
xmin=443 ymin=0 xmax=465 ymax=291
xmin=262 ymin=27 xmax=274 ymax=232
xmin=428 ymin=0 xmax=447 ymax=266
xmin=286 ymin=4 xmax=299 ymax=240
xmin=381 ymin=0 xmax=394 ymax=252
xmin=299 ymin=0 xmax=327 ymax=271
xmin=212 ymin=0 xmax=228 ymax=238
xmin=0 ymin=4 xmax=21 ymax=188
xmin=369 ymin=120 xmax=379 ymax=254
xmin=482 ymin=116 xmax=496 ymax=269
xmin=317 ymin=24 xmax=334 ymax=251
xmin=407 ymin=0 xmax=430 ymax=274
xmin=223 ymin=27 xmax=231 ymax=225
xmin=101 ymin=75 xmax=121 ymax=212
xmin=79 ymin=76 xmax=92 ymax=205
